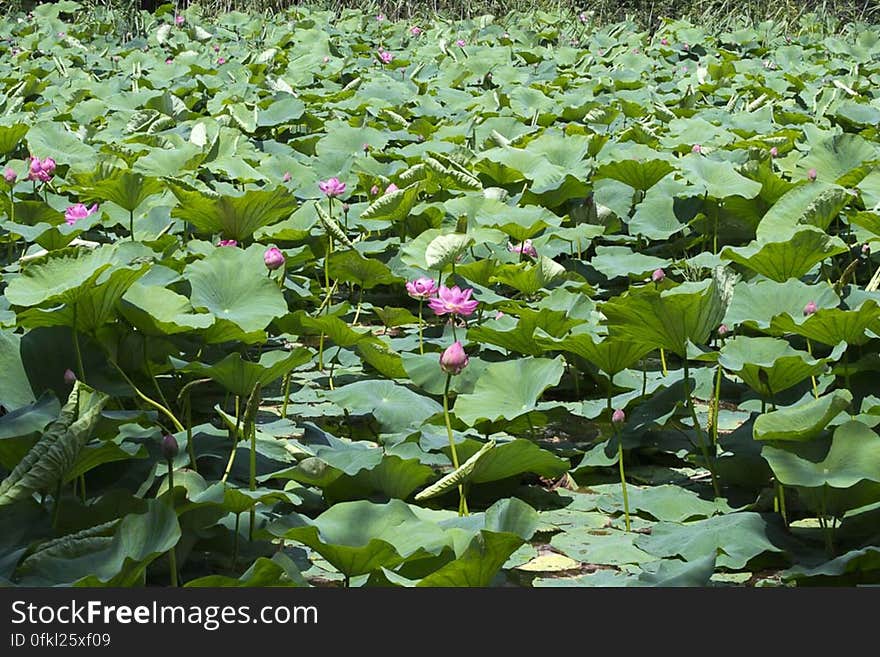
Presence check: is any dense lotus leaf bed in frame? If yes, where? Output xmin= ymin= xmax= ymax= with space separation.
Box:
xmin=2 ymin=2 xmax=880 ymax=587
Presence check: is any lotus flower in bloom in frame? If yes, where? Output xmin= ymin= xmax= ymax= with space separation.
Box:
xmin=385 ymin=183 xmax=399 ymax=194
xmin=807 ymin=168 xmax=818 ymax=182
xmin=651 ymin=268 xmax=666 ymax=283
xmin=319 ymin=177 xmax=346 ymax=197
xmin=3 ymin=167 xmax=16 ymax=183
xmin=803 ymin=301 xmax=818 ymax=316
xmin=406 ymin=277 xmax=438 ymax=300
xmin=63 ymin=368 xmax=76 ymax=385
xmin=217 ymin=57 xmax=226 ymax=65
xmin=769 ymin=146 xmax=778 ymax=158
xmin=440 ymin=341 xmax=469 ymax=375
xmin=27 ymin=156 xmax=56 ymax=183
xmin=64 ymin=203 xmax=98 ymax=226
xmin=370 ymin=185 xmax=380 ymax=195
xmin=175 ymin=15 xmax=185 ymax=25
xmin=429 ymin=285 xmax=479 ymax=317
xmin=455 ymin=39 xmax=466 ymax=47
xmin=661 ymin=37 xmax=669 ymax=45
xmin=378 ymin=49 xmax=393 ymax=64
xmin=218 ymin=239 xmax=238 ymax=247
xmin=283 ymin=171 xmax=291 ymax=182
xmin=611 ymin=409 xmax=625 ymax=425
xmin=410 ymin=26 xmax=422 ymax=36
xmin=263 ymin=246 xmax=285 ymax=271
xmin=376 ymin=13 xmax=386 ymax=21
xmin=509 ymin=240 xmax=537 ymax=258
xmin=691 ymin=144 xmax=702 ymax=154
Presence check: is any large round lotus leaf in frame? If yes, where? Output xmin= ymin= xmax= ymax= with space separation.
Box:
xmin=402 ymin=352 xmax=489 ymax=395
xmin=721 ymin=226 xmax=848 ymax=282
xmin=594 ymin=157 xmax=675 ymax=192
xmin=424 ymin=232 xmax=475 ymax=271
xmin=537 ymin=331 xmax=653 ymax=375
xmin=679 ymin=154 xmax=762 ymax=199
xmin=170 ymin=185 xmax=297 ymax=241
xmin=756 ymin=182 xmax=852 ymax=239
xmin=83 ymin=169 xmax=165 ymax=213
xmin=782 ymin=547 xmax=880 ymax=584
xmin=268 ymin=499 xmax=452 ymax=577
xmin=794 ymin=133 xmax=879 ymax=187
xmin=634 ymin=512 xmax=786 ymax=570
xmin=323 ymin=380 xmax=442 ymax=432
xmin=186 ymin=554 xmax=306 ymax=588
xmin=183 ymin=348 xmax=312 ymax=397
xmin=589 ymin=245 xmax=670 ymax=280
xmin=452 ymin=357 xmax=566 ymax=425
xmin=761 ymin=420 xmax=880 ymax=489
xmin=185 ymin=245 xmax=288 ymax=342
xmin=753 ymin=390 xmax=852 ymax=442
xmin=769 ymin=299 xmax=880 ymax=346
xmin=445 ymin=195 xmax=559 ymax=242
xmin=718 ymin=336 xmax=829 ymax=395
xmin=602 ymin=279 xmax=726 ymax=356
xmin=551 ymin=530 xmax=655 ymax=566
xmin=327 ymin=249 xmax=402 ymax=289
xmin=120 ymin=283 xmax=214 ymax=336
xmin=724 ymin=279 xmax=839 ymax=330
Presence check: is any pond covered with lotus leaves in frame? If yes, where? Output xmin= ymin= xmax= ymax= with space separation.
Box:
xmin=2 ymin=2 xmax=880 ymax=587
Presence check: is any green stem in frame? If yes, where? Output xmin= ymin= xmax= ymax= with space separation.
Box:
xmin=79 ymin=475 xmax=86 ymax=503
xmin=185 ymin=394 xmax=197 ymax=473
xmin=777 ymin=480 xmax=788 ymax=527
xmin=129 ymin=209 xmax=134 ymax=241
xmin=166 ymin=458 xmax=178 ymax=587
xmin=221 ymin=396 xmax=241 ymax=484
xmin=710 ymin=364 xmax=722 ymax=446
xmin=806 ymin=338 xmax=819 ymax=399
xmin=684 ymin=360 xmax=720 ymax=497
xmin=613 ymin=423 xmax=631 ymax=532
xmin=232 ymin=513 xmax=241 ymax=569
xmin=112 ymin=361 xmax=184 ymax=433
xmin=660 ymin=348 xmax=668 ymax=376
xmin=443 ymin=373 xmax=468 ymax=516
xmin=281 ymin=371 xmax=292 ymax=418
xmin=418 ymin=300 xmax=424 ymax=355
xmin=72 ymin=305 xmax=86 ymax=382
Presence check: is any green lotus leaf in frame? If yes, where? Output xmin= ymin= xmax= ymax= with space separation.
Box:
xmin=762 ymin=420 xmax=880 ymax=489
xmin=452 ymin=357 xmax=566 ymax=425
xmin=183 ymin=348 xmax=312 ymax=397
xmin=324 ymin=380 xmax=442 ymax=432
xmin=463 ymin=438 xmax=569 ymax=484
xmin=401 ymin=353 xmax=489 ymax=395
xmin=782 ymin=547 xmax=880 ymax=584
xmin=589 ymin=245 xmax=669 ymax=280
xmin=721 ymin=226 xmax=848 ymax=282
xmin=328 ymin=250 xmax=402 ymax=289
xmin=170 ymin=185 xmax=297 ymax=241
xmin=754 ymin=390 xmax=852 ymax=442
xmin=634 ymin=512 xmax=785 ymax=570
xmin=186 ymin=554 xmax=306 ymax=587
xmin=15 ymin=499 xmax=180 ymax=586
xmin=796 ymin=133 xmax=878 ymax=187
xmin=594 ymin=157 xmax=674 ymax=191
xmin=415 ymin=440 xmax=496 ymax=501
xmin=724 ymin=279 xmax=839 ymax=330
xmin=0 ymin=330 xmax=36 ymax=411
xmin=415 ymin=531 xmax=522 ymax=587
xmin=718 ymin=336 xmax=829 ymax=396
xmin=268 ymin=499 xmax=452 ymax=577
xmin=85 ymin=169 xmax=165 ymax=213
xmin=551 ymin=530 xmax=655 ymax=566
xmin=603 ymin=279 xmax=726 ymax=356
xmin=0 ymin=124 xmax=28 ymax=155
xmin=185 ymin=245 xmax=288 ymax=342
xmin=680 ymin=154 xmax=762 ymax=199
xmin=276 ymin=310 xmax=377 ymax=347
xmin=424 ymin=232 xmax=474 ymax=271
xmin=120 ymin=283 xmax=214 ymax=336
xmin=756 ymin=182 xmax=852 ymax=239
xmin=537 ymin=331 xmax=653 ymax=375
xmin=769 ymin=299 xmax=880 ymax=346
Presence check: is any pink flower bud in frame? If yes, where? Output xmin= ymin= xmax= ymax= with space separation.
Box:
xmin=455 ymin=39 xmax=466 ymax=47
xmin=611 ymin=409 xmax=625 ymax=425
xmin=769 ymin=146 xmax=778 ymax=157
xmin=217 ymin=57 xmax=226 ymax=65
xmin=218 ymin=239 xmax=237 ymax=247
xmin=175 ymin=15 xmax=185 ymax=25
xmin=661 ymin=37 xmax=669 ymax=45
xmin=263 ymin=246 xmax=285 ymax=271
xmin=440 ymin=341 xmax=469 ymax=375
xmin=370 ymin=185 xmax=380 ymax=196
xmin=803 ymin=301 xmax=818 ymax=316
xmin=717 ymin=324 xmax=730 ymax=337
xmin=410 ymin=26 xmax=422 ymax=36
xmin=161 ymin=434 xmax=179 ymax=461
xmin=63 ymin=369 xmax=76 ymax=385
xmin=807 ymin=168 xmax=817 ymax=182
xmin=3 ymin=167 xmax=16 ymax=183
xmin=385 ymin=183 xmax=399 ymax=194
xmin=283 ymin=171 xmax=291 ymax=182
xmin=692 ymin=144 xmax=702 ymax=154
xmin=652 ymin=268 xmax=666 ymax=283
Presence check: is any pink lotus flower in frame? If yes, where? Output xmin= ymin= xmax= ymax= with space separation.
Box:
xmin=717 ymin=324 xmax=730 ymax=337
xmin=385 ymin=183 xmax=399 ymax=194
xmin=440 ymin=341 xmax=469 ymax=375
xmin=370 ymin=185 xmax=380 ymax=195
xmin=579 ymin=12 xmax=588 ymax=22
xmin=807 ymin=168 xmax=817 ymax=182
xmin=611 ymin=409 xmax=625 ymax=425
xmin=213 ymin=45 xmax=220 ymax=52
xmin=508 ymin=240 xmax=537 ymax=258
xmin=218 ymin=239 xmax=238 ymax=247
xmin=161 ymin=434 xmax=179 ymax=460
xmin=283 ymin=172 xmax=291 ymax=182
xmin=803 ymin=301 xmax=818 ymax=316
xmin=27 ymin=156 xmax=56 ymax=183
xmin=455 ymin=39 xmax=466 ymax=47
xmin=406 ymin=277 xmax=439 ymax=300
xmin=319 ymin=177 xmax=346 ymax=197
xmin=692 ymin=144 xmax=702 ymax=154
xmin=217 ymin=57 xmax=226 ymax=65
xmin=64 ymin=203 xmax=98 ymax=226
xmin=378 ymin=49 xmax=393 ymax=64
xmin=263 ymin=247 xmax=285 ymax=270
xmin=769 ymin=146 xmax=778 ymax=158
xmin=63 ymin=368 xmax=76 ymax=385
xmin=652 ymin=268 xmax=666 ymax=283
xmin=661 ymin=37 xmax=669 ymax=46
xmin=3 ymin=167 xmax=16 ymax=183
xmin=428 ymin=285 xmax=479 ymax=317
xmin=165 ymin=57 xmax=173 ymax=64
xmin=376 ymin=13 xmax=386 ymax=21
xmin=410 ymin=26 xmax=422 ymax=36
xmin=682 ymin=43 xmax=690 ymax=51
xmin=175 ymin=15 xmax=185 ymax=25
